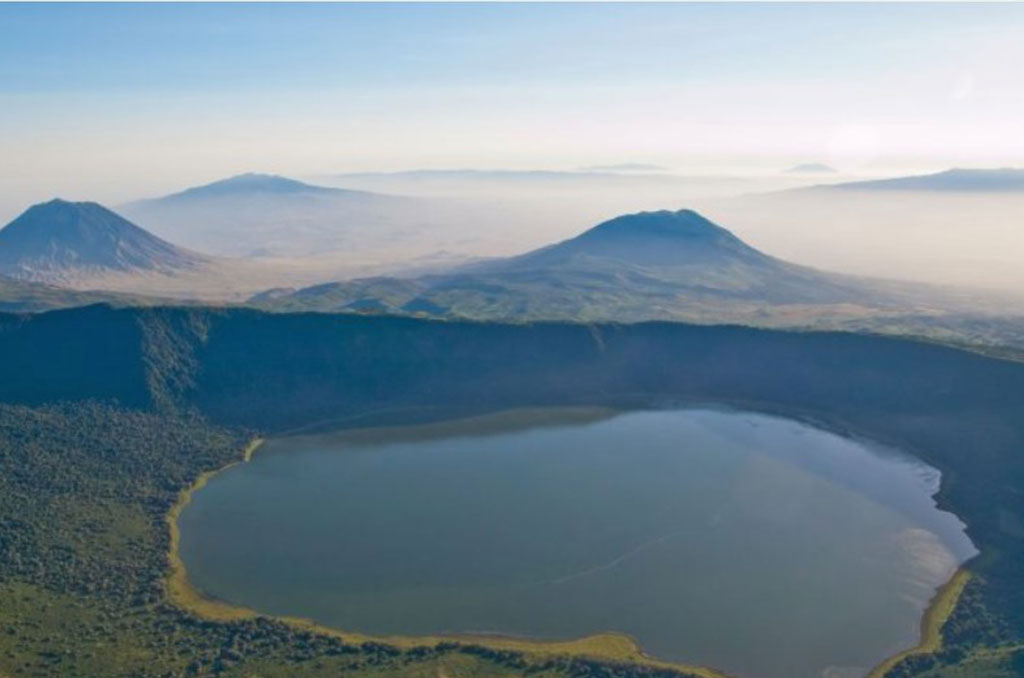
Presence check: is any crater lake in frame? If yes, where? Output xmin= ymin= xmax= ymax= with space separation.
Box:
xmin=178 ymin=408 xmax=977 ymax=678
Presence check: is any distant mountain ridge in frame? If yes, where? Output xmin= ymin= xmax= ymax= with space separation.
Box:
xmin=0 ymin=199 xmax=208 ymax=284
xmin=784 ymin=163 xmax=837 ymax=174
xmin=119 ymin=172 xmax=421 ymax=258
xmin=578 ymin=163 xmax=668 ymax=173
xmin=816 ymin=167 xmax=1024 ymax=192
xmin=129 ymin=172 xmax=373 ymax=204
xmin=330 ymin=168 xmax=672 ymax=182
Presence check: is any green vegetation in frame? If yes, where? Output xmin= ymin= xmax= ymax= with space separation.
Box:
xmin=1 ymin=305 xmax=1024 ymax=677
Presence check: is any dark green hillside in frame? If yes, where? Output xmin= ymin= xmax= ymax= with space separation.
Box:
xmin=0 ymin=306 xmax=150 ymax=407
xmin=2 ymin=305 xmax=1022 ymax=431
xmin=1 ymin=305 xmax=1024 ymax=677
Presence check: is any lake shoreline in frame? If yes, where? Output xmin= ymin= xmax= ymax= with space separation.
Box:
xmin=868 ymin=568 xmax=971 ymax=678
xmin=165 ymin=405 xmax=974 ymax=678
xmin=164 ymin=421 xmax=728 ymax=678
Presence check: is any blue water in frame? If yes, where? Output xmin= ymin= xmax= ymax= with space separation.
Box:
xmin=180 ymin=408 xmax=976 ymax=678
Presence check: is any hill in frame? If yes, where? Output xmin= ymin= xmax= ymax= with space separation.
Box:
xmin=252 ymin=208 xmax=933 ymax=322
xmin=120 ymin=173 xmax=424 ymax=258
xmin=498 ymin=208 xmax=760 ymax=266
xmin=0 ymin=199 xmax=209 ymax=285
xmin=145 ymin=172 xmax=369 ymax=200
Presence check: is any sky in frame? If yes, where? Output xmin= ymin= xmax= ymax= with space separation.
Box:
xmin=2 ymin=2 xmax=1024 ymax=217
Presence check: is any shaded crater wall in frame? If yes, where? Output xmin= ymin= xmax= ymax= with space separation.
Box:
xmin=1 ymin=304 xmax=1024 ymax=634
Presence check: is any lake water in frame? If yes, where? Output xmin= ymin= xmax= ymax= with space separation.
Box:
xmin=179 ymin=408 xmax=976 ymax=678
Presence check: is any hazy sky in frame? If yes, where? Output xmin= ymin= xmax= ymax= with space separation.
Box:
xmin=2 ymin=2 xmax=1024 ymax=217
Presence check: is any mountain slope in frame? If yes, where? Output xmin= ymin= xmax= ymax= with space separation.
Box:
xmin=252 ymin=209 xmax=923 ymax=321
xmin=120 ymin=173 xmax=422 ymax=258
xmin=0 ymin=199 xmax=209 ymax=284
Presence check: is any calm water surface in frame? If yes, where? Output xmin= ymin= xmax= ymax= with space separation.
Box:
xmin=179 ymin=408 xmax=976 ymax=678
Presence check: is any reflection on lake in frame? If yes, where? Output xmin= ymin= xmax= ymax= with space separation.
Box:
xmin=179 ymin=408 xmax=976 ymax=678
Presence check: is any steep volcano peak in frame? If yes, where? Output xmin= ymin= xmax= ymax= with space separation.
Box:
xmin=2 ymin=199 xmax=156 ymax=244
xmin=0 ymin=199 xmax=207 ymax=283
